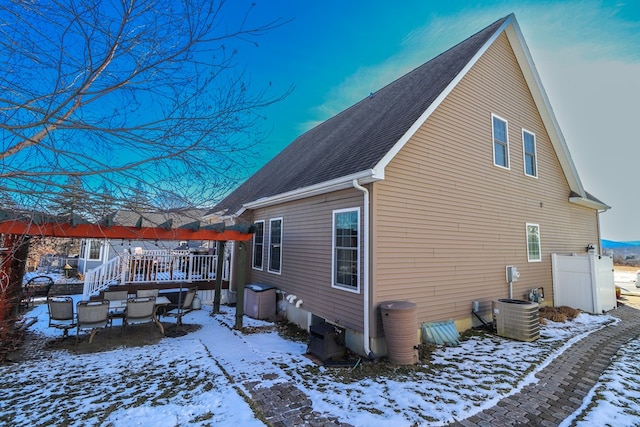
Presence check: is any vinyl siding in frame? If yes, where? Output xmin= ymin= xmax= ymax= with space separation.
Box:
xmin=370 ymin=33 xmax=599 ymax=334
xmin=249 ymin=189 xmax=365 ymax=332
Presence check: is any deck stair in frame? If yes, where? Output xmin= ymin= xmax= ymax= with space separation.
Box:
xmin=82 ymin=250 xmax=227 ymax=300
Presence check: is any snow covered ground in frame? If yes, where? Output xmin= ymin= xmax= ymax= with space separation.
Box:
xmin=614 ymin=268 xmax=639 ymax=291
xmin=2 ymin=296 xmax=639 ymax=427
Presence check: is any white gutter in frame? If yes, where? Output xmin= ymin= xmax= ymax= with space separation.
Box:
xmin=569 ymin=196 xmax=611 ymax=211
xmin=352 ymin=179 xmax=374 ymax=359
xmin=244 ymin=169 xmax=382 ymax=210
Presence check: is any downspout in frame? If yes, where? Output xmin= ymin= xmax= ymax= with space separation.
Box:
xmin=352 ymin=179 xmax=374 ymax=359
xmin=596 ymin=209 xmax=605 ymax=256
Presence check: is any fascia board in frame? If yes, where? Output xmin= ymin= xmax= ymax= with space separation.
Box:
xmin=243 ymin=169 xmax=381 ymax=210
xmin=569 ymin=196 xmax=611 ymax=211
xmin=504 ymin=19 xmax=586 ymax=197
xmin=372 ymin=16 xmax=511 ymax=176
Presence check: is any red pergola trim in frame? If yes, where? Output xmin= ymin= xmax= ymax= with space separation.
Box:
xmin=0 ymin=220 xmax=253 ymax=241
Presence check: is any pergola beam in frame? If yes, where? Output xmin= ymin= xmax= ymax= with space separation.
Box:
xmin=0 ymin=220 xmax=254 ymax=241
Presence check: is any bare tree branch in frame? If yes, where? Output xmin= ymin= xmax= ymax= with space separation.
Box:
xmin=0 ymin=0 xmax=291 ymax=215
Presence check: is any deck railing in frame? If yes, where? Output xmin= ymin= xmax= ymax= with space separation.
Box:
xmin=82 ymin=250 xmax=229 ymax=300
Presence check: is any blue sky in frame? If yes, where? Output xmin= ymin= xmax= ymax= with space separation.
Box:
xmin=231 ymin=1 xmax=640 ymax=242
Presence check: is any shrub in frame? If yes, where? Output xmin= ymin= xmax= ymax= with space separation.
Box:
xmin=539 ymin=305 xmax=580 ymax=323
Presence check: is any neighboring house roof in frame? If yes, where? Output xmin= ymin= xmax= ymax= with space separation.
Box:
xmin=212 ymin=14 xmax=608 ymax=217
xmin=100 ymin=208 xmax=210 ymax=230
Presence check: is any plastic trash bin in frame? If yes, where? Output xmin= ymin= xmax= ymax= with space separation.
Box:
xmin=380 ymin=301 xmax=418 ymax=365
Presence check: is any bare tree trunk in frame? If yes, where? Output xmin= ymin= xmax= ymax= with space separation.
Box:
xmin=0 ymin=235 xmax=30 ymax=341
xmin=9 ymin=237 xmax=31 ymax=318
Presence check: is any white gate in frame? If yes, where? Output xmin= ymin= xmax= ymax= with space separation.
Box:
xmin=551 ymin=253 xmax=616 ymax=314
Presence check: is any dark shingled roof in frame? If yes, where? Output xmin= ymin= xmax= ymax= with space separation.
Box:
xmin=101 ymin=208 xmax=209 ymax=228
xmin=213 ymin=16 xmax=510 ymax=215
xmin=570 ymin=191 xmax=609 ymax=207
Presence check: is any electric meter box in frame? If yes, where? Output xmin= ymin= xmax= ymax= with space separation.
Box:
xmin=506 ymin=266 xmax=520 ymax=282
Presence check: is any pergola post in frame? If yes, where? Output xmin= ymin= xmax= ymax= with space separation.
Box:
xmin=0 ymin=234 xmax=30 ymax=332
xmin=213 ymin=240 xmax=226 ymax=313
xmin=234 ymin=241 xmax=247 ymax=330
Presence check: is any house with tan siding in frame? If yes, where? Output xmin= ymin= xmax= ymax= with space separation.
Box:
xmin=209 ymin=14 xmax=610 ymax=358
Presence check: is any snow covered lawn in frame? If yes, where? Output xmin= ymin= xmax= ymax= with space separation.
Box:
xmin=0 ymin=297 xmax=636 ymax=426
xmin=614 ymin=267 xmax=639 ymax=289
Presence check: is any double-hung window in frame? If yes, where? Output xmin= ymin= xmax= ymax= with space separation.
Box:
xmin=492 ymin=115 xmax=509 ymax=169
xmin=332 ymin=208 xmax=360 ymax=292
xmin=82 ymin=239 xmax=103 ymax=261
xmin=252 ymin=220 xmax=265 ymax=270
xmin=268 ymin=218 xmax=282 ymax=274
xmin=526 ymin=223 xmax=541 ymax=262
xmin=523 ymin=130 xmax=538 ymax=177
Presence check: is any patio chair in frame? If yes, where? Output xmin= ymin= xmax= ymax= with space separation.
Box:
xmin=136 ymin=288 xmax=159 ymax=298
xmin=47 ymin=296 xmax=77 ymax=338
xmin=21 ymin=275 xmax=55 ymax=310
xmin=125 ymin=296 xmax=158 ymax=332
xmin=103 ymin=290 xmax=129 ymax=302
xmin=164 ymin=289 xmax=196 ymax=326
xmin=76 ymin=300 xmax=110 ymax=344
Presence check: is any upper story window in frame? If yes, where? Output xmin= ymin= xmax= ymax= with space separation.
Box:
xmin=492 ymin=114 xmax=510 ymax=169
xmin=268 ymin=218 xmax=282 ymax=274
xmin=523 ymin=130 xmax=538 ymax=177
xmin=252 ymin=220 xmax=265 ymax=270
xmin=526 ymin=223 xmax=541 ymax=262
xmin=332 ymin=208 xmax=360 ymax=293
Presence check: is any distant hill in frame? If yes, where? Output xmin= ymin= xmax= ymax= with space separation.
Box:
xmin=603 ymin=240 xmax=640 ymax=267
xmin=603 ymin=240 xmax=640 ymax=249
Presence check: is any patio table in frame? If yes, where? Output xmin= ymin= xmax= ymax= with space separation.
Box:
xmin=108 ymin=300 xmax=127 ymax=330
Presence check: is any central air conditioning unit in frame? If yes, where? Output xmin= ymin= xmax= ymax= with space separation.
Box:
xmin=492 ymin=299 xmax=539 ymax=342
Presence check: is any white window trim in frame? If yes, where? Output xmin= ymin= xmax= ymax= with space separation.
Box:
xmin=252 ymin=220 xmax=265 ymax=271
xmin=83 ymin=238 xmax=104 ymax=261
xmin=526 ymin=223 xmax=542 ymax=262
xmin=267 ymin=217 xmax=283 ymax=275
xmin=331 ymin=207 xmax=361 ymax=294
xmin=492 ymin=114 xmax=510 ymax=170
xmin=522 ymin=129 xmax=538 ymax=178
xmin=102 ymin=240 xmax=110 ymax=261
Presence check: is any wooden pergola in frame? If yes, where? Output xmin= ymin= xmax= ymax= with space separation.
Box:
xmin=0 ymin=213 xmax=254 ymax=330
xmin=0 ymin=219 xmax=254 ymax=241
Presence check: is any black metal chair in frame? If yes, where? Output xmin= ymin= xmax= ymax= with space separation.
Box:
xmin=164 ymin=289 xmax=196 ymax=326
xmin=22 ymin=275 xmax=55 ymax=310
